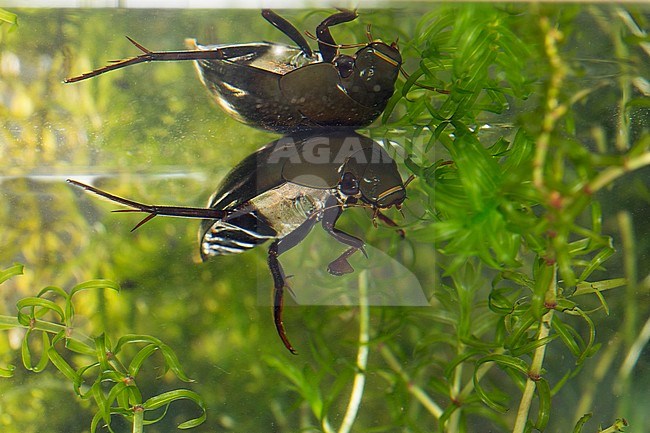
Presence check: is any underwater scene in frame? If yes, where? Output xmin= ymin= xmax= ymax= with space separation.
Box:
xmin=0 ymin=4 xmax=649 ymax=433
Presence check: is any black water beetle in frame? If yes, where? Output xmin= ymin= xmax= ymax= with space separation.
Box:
xmin=65 ymin=9 xmax=402 ymax=133
xmin=67 ymin=130 xmax=408 ymax=354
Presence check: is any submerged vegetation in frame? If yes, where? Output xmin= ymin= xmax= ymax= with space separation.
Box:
xmin=1 ymin=4 xmax=649 ymax=433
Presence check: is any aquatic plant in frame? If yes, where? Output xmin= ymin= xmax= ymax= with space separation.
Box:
xmin=0 ymin=264 xmax=205 ymax=432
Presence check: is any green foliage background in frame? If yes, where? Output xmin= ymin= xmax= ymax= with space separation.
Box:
xmin=1 ymin=4 xmax=649 ymax=433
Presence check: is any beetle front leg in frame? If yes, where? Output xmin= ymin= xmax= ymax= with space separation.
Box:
xmin=316 ymin=9 xmax=358 ymax=63
xmin=374 ymin=210 xmax=406 ymax=238
xmin=321 ymin=197 xmax=367 ymax=276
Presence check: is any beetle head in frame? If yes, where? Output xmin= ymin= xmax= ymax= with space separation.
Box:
xmin=340 ymin=143 xmax=406 ymax=210
xmin=341 ymin=42 xmax=402 ymax=108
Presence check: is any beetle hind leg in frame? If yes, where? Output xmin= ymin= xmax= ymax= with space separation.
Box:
xmin=265 ymin=218 xmax=318 ymax=354
xmin=268 ymin=240 xmax=298 ymax=355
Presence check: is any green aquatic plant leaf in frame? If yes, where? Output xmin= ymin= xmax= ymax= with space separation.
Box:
xmin=0 ymin=364 xmax=15 ymax=378
xmin=534 ymin=377 xmax=551 ymax=430
xmin=572 ymin=413 xmax=593 ymax=433
xmin=474 ymin=353 xmax=530 ymax=412
xmin=508 ymin=334 xmax=558 ymax=357
xmin=16 ymin=296 xmax=65 ymax=325
xmin=21 ymin=329 xmax=51 ymax=372
xmin=65 ymin=337 xmax=97 ymax=356
xmin=563 ymin=307 xmax=598 ymax=365
xmin=265 ymin=355 xmax=325 ymax=419
xmin=0 ymin=265 xmax=25 ymax=372
xmin=574 ymin=278 xmax=627 ymax=295
xmin=36 ymin=285 xmax=68 ymax=298
xmin=0 ymin=8 xmax=17 ymax=27
xmin=0 ymin=263 xmax=23 ymax=284
xmin=551 ymin=316 xmax=582 ymax=359
xmin=114 ymin=334 xmax=195 ymax=383
xmin=128 ymin=344 xmax=159 ymax=377
xmin=142 ymin=389 xmax=207 ymax=429
xmin=70 ymin=279 xmax=121 ymax=297
xmin=48 ymin=345 xmax=83 ymax=386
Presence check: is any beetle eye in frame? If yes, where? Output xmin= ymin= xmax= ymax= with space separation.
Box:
xmin=339 ymin=172 xmax=360 ymax=196
xmin=334 ymin=55 xmax=355 ymax=79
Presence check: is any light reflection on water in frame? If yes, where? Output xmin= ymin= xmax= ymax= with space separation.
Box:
xmin=0 ymin=170 xmax=206 ymax=184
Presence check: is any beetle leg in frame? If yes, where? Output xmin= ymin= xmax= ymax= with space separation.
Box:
xmin=262 ymin=9 xmax=314 ymax=58
xmin=316 ymin=9 xmax=358 ymax=63
xmin=64 ymin=36 xmax=226 ymax=83
xmin=321 ymin=196 xmax=367 ymax=276
xmin=327 ymin=247 xmax=359 ymax=276
xmin=374 ymin=210 xmax=406 ymax=239
xmin=67 ymin=179 xmax=229 ymax=231
xmin=267 ymin=218 xmax=318 ymax=355
xmin=268 ymin=241 xmax=298 ymax=355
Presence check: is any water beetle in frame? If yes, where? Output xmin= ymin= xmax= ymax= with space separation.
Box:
xmin=67 ymin=131 xmax=408 ymax=354
xmin=65 ymin=9 xmax=402 ymax=133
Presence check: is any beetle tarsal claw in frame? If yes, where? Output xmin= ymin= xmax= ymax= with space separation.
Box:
xmin=360 ymin=245 xmax=368 ymax=258
xmin=327 ymin=246 xmax=364 ymax=276
xmin=327 ymin=257 xmax=355 ymax=276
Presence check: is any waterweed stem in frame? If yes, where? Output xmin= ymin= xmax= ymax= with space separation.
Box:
xmin=532 ymin=16 xmax=567 ymax=192
xmin=132 ymin=407 xmax=144 ymax=433
xmin=0 ymin=315 xmax=94 ymax=347
xmin=320 ymin=270 xmax=370 ymax=433
xmin=588 ymin=152 xmax=650 ymax=194
xmin=338 ymin=270 xmax=370 ymax=433
xmin=512 ymin=264 xmax=557 ymax=433
xmin=447 ymin=344 xmax=464 ymax=433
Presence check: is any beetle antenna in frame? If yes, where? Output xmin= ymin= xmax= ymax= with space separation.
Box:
xmin=404 ymin=174 xmax=416 ymax=187
xmin=366 ymin=24 xmax=373 ymax=42
xmin=399 ymin=66 xmax=451 ymax=95
xmin=67 ymin=179 xmax=231 ymax=232
xmin=304 ymin=31 xmax=366 ymax=50
xmin=64 ymin=38 xmax=227 ymax=83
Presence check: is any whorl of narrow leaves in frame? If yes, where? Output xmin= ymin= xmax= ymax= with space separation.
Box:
xmin=0 ymin=266 xmax=206 ymax=432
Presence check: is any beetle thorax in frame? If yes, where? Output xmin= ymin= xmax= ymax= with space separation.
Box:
xmin=249 ymin=182 xmax=331 ymax=238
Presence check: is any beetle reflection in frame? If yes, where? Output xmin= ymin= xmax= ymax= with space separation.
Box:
xmin=64 ymin=9 xmax=402 ymax=133
xmin=68 ymin=130 xmax=408 ymax=354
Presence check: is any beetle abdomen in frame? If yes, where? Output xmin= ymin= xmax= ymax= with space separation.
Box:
xmin=201 ymin=211 xmax=276 ymax=257
xmin=201 ymin=183 xmax=331 ymax=259
xmin=190 ymin=41 xmax=318 ymax=133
